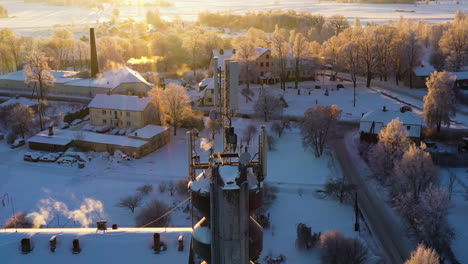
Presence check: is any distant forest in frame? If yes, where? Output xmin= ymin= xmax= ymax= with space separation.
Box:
xmin=335 ymin=0 xmax=416 ymax=3
xmin=0 ymin=5 xmax=8 ymax=18
xmin=22 ymin=0 xmax=174 ymax=8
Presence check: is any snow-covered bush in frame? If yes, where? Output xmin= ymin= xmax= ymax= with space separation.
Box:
xmin=137 ymin=184 xmax=153 ymax=196
xmin=319 ymin=231 xmax=368 ymax=264
xmin=4 ymin=211 xmax=33 ymax=228
xmin=176 ymin=179 xmax=189 ymax=197
xmin=135 ymin=199 xmax=170 ymax=227
xmin=159 ymin=182 xmax=167 ymax=193
xmin=296 ymin=223 xmax=320 ymax=250
xmin=405 ymin=244 xmax=439 ymax=264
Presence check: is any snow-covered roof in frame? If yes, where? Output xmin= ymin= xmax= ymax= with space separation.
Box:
xmin=452 ymin=71 xmax=468 ymax=80
xmin=65 ymin=66 xmax=152 ymax=90
xmin=413 ymin=61 xmax=436 ymax=77
xmin=88 ymin=94 xmax=150 ymax=112
xmin=212 ymin=47 xmax=271 ymax=71
xmin=129 ymin=125 xmax=168 ymax=140
xmin=29 ymin=129 xmax=150 ymax=148
xmin=0 ymin=97 xmax=38 ymax=107
xmin=0 ymin=70 xmax=78 ymax=83
xmin=28 ymin=129 xmax=73 ymax=146
xmin=0 ymin=228 xmax=191 ymax=264
xmin=361 ymin=109 xmax=422 ymax=126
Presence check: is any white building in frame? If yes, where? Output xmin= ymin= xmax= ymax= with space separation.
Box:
xmin=360 ymin=107 xmax=423 ymax=139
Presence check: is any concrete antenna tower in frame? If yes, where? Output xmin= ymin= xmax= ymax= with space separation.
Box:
xmin=187 ymin=123 xmax=268 ymax=264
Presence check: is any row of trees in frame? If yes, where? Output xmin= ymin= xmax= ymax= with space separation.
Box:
xmin=367 ymin=118 xmax=456 ymax=262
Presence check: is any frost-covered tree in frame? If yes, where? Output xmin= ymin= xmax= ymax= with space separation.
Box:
xmin=394 ymin=145 xmax=438 ymax=200
xmin=329 ymin=15 xmax=350 ymax=36
xmin=0 ymin=5 xmax=8 ymax=18
xmin=405 ymin=244 xmax=440 ymax=264
xmin=233 ymin=36 xmax=259 ymax=90
xmin=242 ymin=124 xmax=258 ymax=146
xmin=24 ymin=51 xmax=55 ymax=130
xmin=291 ymin=32 xmax=311 ymax=89
xmin=368 ymin=118 xmax=410 ymax=182
xmin=135 ymin=199 xmax=170 ymax=227
xmin=338 ymin=41 xmax=359 ymax=106
xmin=7 ymin=104 xmax=35 ymax=138
xmin=301 ymin=105 xmax=342 ymax=157
xmin=254 ymin=89 xmax=283 ymax=122
xmin=356 ymin=26 xmax=379 ymax=88
xmin=152 ymin=83 xmax=192 ymax=136
xmin=401 ymin=30 xmax=423 ymax=88
xmin=117 ymin=194 xmax=143 ymax=213
xmin=271 ymin=27 xmax=290 ymax=90
xmin=423 ymin=71 xmax=456 ymax=132
xmin=320 ymin=231 xmax=368 ymax=264
xmin=417 ymin=185 xmax=454 ymax=256
xmin=439 ymin=15 xmax=468 ymax=71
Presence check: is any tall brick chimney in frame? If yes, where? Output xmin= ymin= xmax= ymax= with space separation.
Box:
xmin=90 ymin=28 xmax=99 ymax=78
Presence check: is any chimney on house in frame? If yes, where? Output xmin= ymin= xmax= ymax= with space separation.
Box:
xmin=382 ymin=106 xmax=387 ymax=112
xmin=90 ymin=28 xmax=99 ymax=78
xmin=232 ymin=49 xmax=236 ymax=54
xmin=48 ymin=125 xmax=54 ymax=136
xmin=219 ymin=49 xmax=224 ymax=55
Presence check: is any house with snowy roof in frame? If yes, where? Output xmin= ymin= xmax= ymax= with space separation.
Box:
xmin=0 ymin=66 xmax=153 ymax=98
xmin=88 ymin=94 xmax=160 ymax=129
xmin=360 ymin=106 xmax=423 ymax=140
xmin=211 ymin=48 xmax=278 ymax=84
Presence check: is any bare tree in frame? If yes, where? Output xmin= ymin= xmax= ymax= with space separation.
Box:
xmin=254 ymin=89 xmax=283 ymax=122
xmin=8 ymin=104 xmax=35 ymax=139
xmin=24 ymin=51 xmax=55 ymax=130
xmin=401 ymin=30 xmax=423 ymax=88
xmin=405 ymin=244 xmax=440 ymax=264
xmin=233 ymin=36 xmax=259 ymax=90
xmin=339 ymin=41 xmax=360 ymax=107
xmin=393 ymin=145 xmax=438 ymax=200
xmin=137 ymin=184 xmax=153 ymax=196
xmin=151 ymin=83 xmax=192 ymax=136
xmin=117 ymin=194 xmax=143 ymax=213
xmin=271 ymin=118 xmax=290 ymax=138
xmin=242 ymin=124 xmax=258 ymax=146
xmin=271 ymin=27 xmax=290 ymax=91
xmin=300 ymin=104 xmax=342 ymax=157
xmin=291 ymin=32 xmax=311 ymax=89
xmin=423 ymin=71 xmax=456 ymax=133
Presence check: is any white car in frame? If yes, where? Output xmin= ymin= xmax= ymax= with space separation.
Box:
xmin=11 ymin=138 xmax=25 ymax=148
xmin=59 ymin=123 xmax=70 ymax=129
xmin=57 ymin=156 xmax=77 ymax=164
xmin=71 ymin=119 xmax=83 ymax=126
xmin=39 ymin=152 xmax=63 ymax=162
xmin=24 ymin=152 xmax=43 ymax=162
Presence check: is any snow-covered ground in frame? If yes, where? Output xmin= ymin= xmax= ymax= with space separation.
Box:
xmin=440 ymin=168 xmax=468 ymax=263
xmin=0 ymin=118 xmax=375 ymax=263
xmin=0 ymin=0 xmax=466 ymax=35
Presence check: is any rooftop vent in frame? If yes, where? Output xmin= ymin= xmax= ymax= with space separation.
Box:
xmin=48 ymin=125 xmax=54 ymax=136
xmin=112 ymin=224 xmax=118 ymax=230
xmin=72 ymin=238 xmax=81 ymax=254
xmin=96 ymin=220 xmax=107 ymax=231
xmin=219 ymin=49 xmax=224 ymax=55
xmin=153 ymin=233 xmax=160 ymax=254
xmin=382 ymin=106 xmax=387 ymax=112
xmin=49 ymin=235 xmax=57 ymax=253
xmin=178 ymin=235 xmax=184 ymax=251
xmin=21 ymin=238 xmax=32 ymax=254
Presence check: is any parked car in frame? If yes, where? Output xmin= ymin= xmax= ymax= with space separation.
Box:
xmin=24 ymin=152 xmax=43 ymax=162
xmin=57 ymin=156 xmax=77 ymax=164
xmin=11 ymin=138 xmax=25 ymax=148
xmin=71 ymin=119 xmax=83 ymax=126
xmin=59 ymin=123 xmax=70 ymax=129
xmin=39 ymin=152 xmax=63 ymax=162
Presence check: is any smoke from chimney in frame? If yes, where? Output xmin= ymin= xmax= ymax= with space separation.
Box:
xmin=90 ymin=28 xmax=99 ymax=78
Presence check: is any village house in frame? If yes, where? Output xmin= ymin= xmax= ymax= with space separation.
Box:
xmin=360 ymin=106 xmax=423 ymax=141
xmin=0 ymin=66 xmax=153 ymax=98
xmin=88 ymin=94 xmax=160 ymax=129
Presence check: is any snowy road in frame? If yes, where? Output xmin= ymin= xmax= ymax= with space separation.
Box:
xmin=331 ymin=126 xmax=412 ymax=264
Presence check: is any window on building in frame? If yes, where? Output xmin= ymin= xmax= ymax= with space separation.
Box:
xmin=103 ymin=119 xmax=107 ymax=124
xmin=407 ymin=126 xmax=411 ymax=130
xmin=120 ymin=112 xmax=122 ymax=116
xmin=260 ymin=62 xmax=264 ymax=67
xmin=102 ymin=110 xmax=106 ymax=115
xmin=207 ymin=98 xmax=212 ymax=103
xmin=266 ymin=54 xmax=270 ymax=59
xmin=126 ymin=112 xmax=130 ymax=117
xmin=266 ymin=62 xmax=269 ymax=67
xmin=127 ymin=121 xmax=131 ymax=126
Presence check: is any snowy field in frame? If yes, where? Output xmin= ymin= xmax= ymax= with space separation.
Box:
xmin=0 ymin=0 xmax=467 ymax=35
xmin=0 ymin=118 xmax=373 ymax=263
